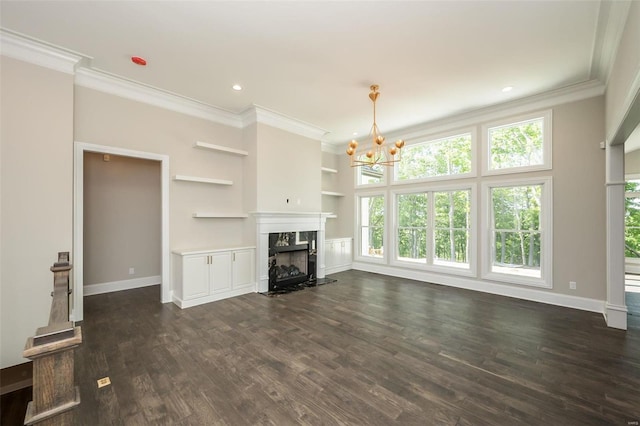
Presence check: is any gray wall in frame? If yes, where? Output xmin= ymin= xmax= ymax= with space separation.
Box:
xmin=83 ymin=152 xmax=161 ymax=285
xmin=1 ymin=57 xmax=74 ymax=368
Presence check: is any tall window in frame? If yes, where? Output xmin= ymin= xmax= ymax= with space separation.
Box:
xmin=395 ymin=132 xmax=473 ymax=182
xmin=397 ymin=193 xmax=428 ymax=262
xmin=625 ymin=180 xmax=640 ymax=264
xmin=357 ymin=162 xmax=385 ymax=186
xmin=485 ymin=178 xmax=552 ymax=287
xmin=484 ymin=110 xmax=552 ymax=175
xmin=394 ymin=188 xmax=472 ymax=272
xmin=434 ymin=190 xmax=470 ymax=268
xmin=359 ymin=195 xmax=385 ymax=258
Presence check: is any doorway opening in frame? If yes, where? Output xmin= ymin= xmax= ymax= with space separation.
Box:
xmin=73 ymin=142 xmax=170 ymax=322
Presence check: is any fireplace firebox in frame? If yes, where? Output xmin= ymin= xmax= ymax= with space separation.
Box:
xmin=268 ymin=232 xmax=317 ymax=291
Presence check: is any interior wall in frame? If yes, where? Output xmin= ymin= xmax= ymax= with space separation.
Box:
xmin=74 ymin=86 xmax=247 ymax=252
xmin=255 ymin=123 xmax=321 ymax=212
xmin=83 ymin=152 xmax=161 ymax=285
xmin=625 ymin=149 xmax=640 ymax=175
xmin=0 ymin=57 xmax=74 ymax=369
xmin=552 ymin=96 xmax=606 ymax=299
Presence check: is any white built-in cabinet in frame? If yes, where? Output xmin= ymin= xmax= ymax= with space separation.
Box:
xmin=325 ymin=238 xmax=352 ymax=274
xmin=172 ymin=247 xmax=255 ymax=308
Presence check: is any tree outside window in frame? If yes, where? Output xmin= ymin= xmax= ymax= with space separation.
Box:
xmin=396 ymin=133 xmax=472 ymax=181
xmin=489 ymin=118 xmax=544 ymax=171
xmin=397 ymin=193 xmax=428 ymax=262
xmin=360 ymin=195 xmax=384 ymax=257
xmin=625 ymin=180 xmax=640 ymax=259
xmin=434 ymin=190 xmax=470 ymax=268
xmin=490 ymin=185 xmax=542 ymax=278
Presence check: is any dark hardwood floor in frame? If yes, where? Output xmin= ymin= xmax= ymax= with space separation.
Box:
xmin=5 ymin=270 xmax=640 ymax=425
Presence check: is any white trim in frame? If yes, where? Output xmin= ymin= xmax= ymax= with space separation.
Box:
xmin=325 ymin=264 xmax=352 ymax=275
xmin=352 ymin=262 xmax=605 ymax=314
xmin=75 ymin=68 xmax=243 ymax=128
xmin=607 ymin=71 xmax=640 ymax=145
xmin=605 ymin=303 xmax=628 ymax=330
xmin=481 ymin=176 xmax=553 ymax=289
xmin=0 ymin=28 xmax=86 ymax=74
xmin=73 ymin=142 xmax=171 ymax=322
xmin=321 ymin=142 xmax=342 ymax=155
xmin=241 ymin=104 xmax=329 ymax=141
xmin=354 ymin=191 xmax=387 ymax=264
xmin=482 ymin=109 xmax=553 ymax=176
xmin=590 ymin=0 xmax=632 ymax=84
xmin=84 ymin=276 xmax=161 ymax=296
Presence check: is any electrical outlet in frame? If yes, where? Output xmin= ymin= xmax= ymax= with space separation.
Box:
xmin=569 ymin=281 xmax=576 ymax=290
xmin=97 ymin=377 xmax=111 ymax=388
xmin=129 ymin=267 xmax=135 ymax=275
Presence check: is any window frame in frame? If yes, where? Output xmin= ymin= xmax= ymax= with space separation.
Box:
xmin=482 ymin=110 xmax=552 ymax=176
xmin=390 ymin=182 xmax=477 ymax=277
xmin=392 ymin=127 xmax=477 ymax=185
xmin=354 ymin=158 xmax=388 ymax=188
xmin=481 ymin=176 xmax=553 ymax=288
xmin=354 ymin=191 xmax=388 ymax=264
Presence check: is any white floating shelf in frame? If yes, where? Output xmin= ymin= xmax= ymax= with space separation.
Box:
xmin=194 ymin=141 xmax=249 ymax=156
xmin=326 ymin=214 xmax=338 ymax=219
xmin=321 ymin=190 xmax=345 ymax=197
xmin=192 ymin=213 xmax=249 ymax=218
xmin=321 ymin=167 xmax=338 ymax=174
xmin=173 ymin=175 xmax=233 ymax=186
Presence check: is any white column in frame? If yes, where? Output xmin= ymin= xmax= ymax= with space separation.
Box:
xmin=606 ymin=143 xmax=627 ymax=329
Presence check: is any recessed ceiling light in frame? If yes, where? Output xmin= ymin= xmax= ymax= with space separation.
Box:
xmin=502 ymin=86 xmax=513 ymax=92
xmin=131 ymin=56 xmax=147 ymax=66
xmin=232 ymin=84 xmax=242 ymax=91
xmin=353 ymin=132 xmax=358 ymax=136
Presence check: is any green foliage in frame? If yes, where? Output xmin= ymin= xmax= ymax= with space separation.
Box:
xmin=625 ymin=180 xmax=640 ymax=258
xmin=434 ymin=190 xmax=470 ymax=263
xmin=361 ymin=195 xmax=384 ymax=255
xmin=397 ymin=134 xmax=472 ymax=181
xmin=397 ymin=193 xmax=428 ymax=259
xmin=491 ymin=185 xmax=541 ymax=268
xmin=490 ymin=119 xmax=543 ymax=170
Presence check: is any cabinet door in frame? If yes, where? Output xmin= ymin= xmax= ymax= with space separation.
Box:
xmin=232 ymin=249 xmax=254 ymax=288
xmin=326 ymin=241 xmax=337 ymax=268
xmin=183 ymin=255 xmax=210 ymax=300
xmin=342 ymin=239 xmax=353 ymax=266
xmin=210 ymin=252 xmax=232 ymax=293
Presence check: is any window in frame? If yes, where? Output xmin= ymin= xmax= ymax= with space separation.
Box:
xmin=394 ymin=187 xmax=473 ymax=272
xmin=484 ymin=110 xmax=552 ymax=175
xmin=359 ymin=195 xmax=385 ymax=258
xmin=433 ymin=190 xmax=470 ymax=268
xmin=625 ymin=180 xmax=640 ymax=268
xmin=357 ymin=162 xmax=385 ymax=186
xmin=395 ymin=132 xmax=473 ymax=182
xmin=397 ymin=193 xmax=428 ymax=262
xmin=484 ymin=177 xmax=552 ymax=287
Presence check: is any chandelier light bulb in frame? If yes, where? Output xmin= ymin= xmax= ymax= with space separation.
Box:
xmin=366 ymin=151 xmax=374 ymax=158
xmin=395 ymin=140 xmax=405 ymax=148
xmin=349 ymin=140 xmax=358 ymax=149
xmin=389 ymin=147 xmax=397 ymax=155
xmin=346 ymin=147 xmax=354 ymax=155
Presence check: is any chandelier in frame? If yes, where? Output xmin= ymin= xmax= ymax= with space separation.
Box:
xmin=346 ymin=84 xmax=405 ymax=167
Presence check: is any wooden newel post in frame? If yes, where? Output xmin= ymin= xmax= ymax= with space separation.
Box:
xmin=23 ymin=252 xmax=82 ymax=425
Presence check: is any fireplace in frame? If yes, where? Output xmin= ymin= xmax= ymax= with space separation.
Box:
xmin=253 ymin=212 xmax=330 ymax=293
xmin=268 ymin=232 xmax=317 ymax=291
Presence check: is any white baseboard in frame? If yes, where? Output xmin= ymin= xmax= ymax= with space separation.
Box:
xmin=84 ymin=276 xmax=161 ymax=296
xmin=605 ymin=303 xmax=628 ymax=330
xmin=352 ymin=262 xmax=606 ymax=314
xmin=325 ymin=264 xmax=352 ymax=275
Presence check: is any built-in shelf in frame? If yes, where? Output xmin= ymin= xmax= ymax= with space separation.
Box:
xmin=194 ymin=141 xmax=249 ymax=156
xmin=192 ymin=213 xmax=249 ymax=218
xmin=321 ymin=190 xmax=345 ymax=197
xmin=326 ymin=213 xmax=338 ymax=219
xmin=173 ymin=175 xmax=233 ymax=185
xmin=321 ymin=167 xmax=338 ymax=174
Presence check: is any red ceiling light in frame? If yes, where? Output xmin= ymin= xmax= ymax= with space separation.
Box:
xmin=131 ymin=56 xmax=147 ymax=66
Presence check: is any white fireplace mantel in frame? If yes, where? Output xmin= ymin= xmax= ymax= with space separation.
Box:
xmin=253 ymin=211 xmax=331 ymax=292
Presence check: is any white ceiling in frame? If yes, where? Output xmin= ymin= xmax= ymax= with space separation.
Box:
xmin=0 ymin=1 xmax=611 ymax=144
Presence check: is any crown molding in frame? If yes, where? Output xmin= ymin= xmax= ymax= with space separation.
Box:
xmin=0 ymin=28 xmax=87 ymax=74
xmin=321 ymin=142 xmax=342 ymax=155
xmin=590 ymin=0 xmax=632 ymax=84
xmin=75 ymin=67 xmax=243 ymax=128
xmin=241 ymin=104 xmax=329 ymax=141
